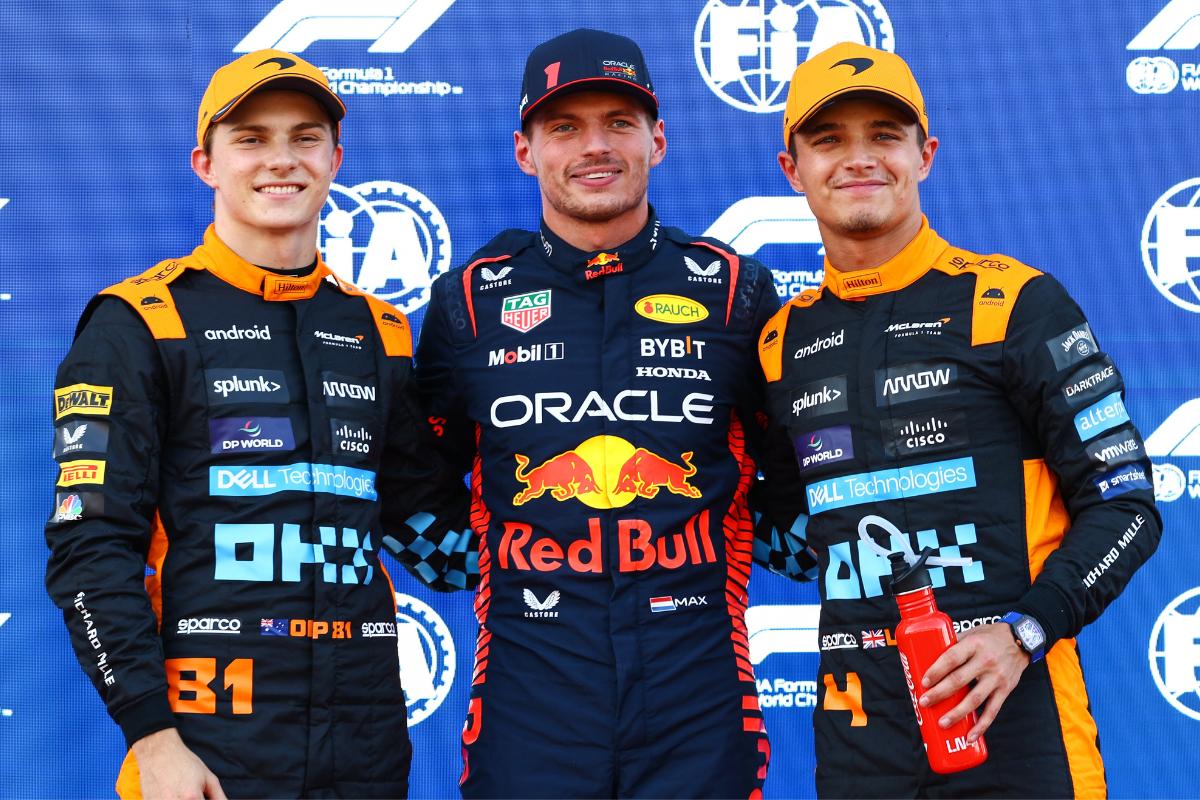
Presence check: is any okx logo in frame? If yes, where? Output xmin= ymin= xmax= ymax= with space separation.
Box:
xmin=1127 ymin=0 xmax=1200 ymax=94
xmin=1141 ymin=178 xmax=1200 ymax=313
xmin=320 ymin=181 xmax=451 ymax=314
xmin=1149 ymin=587 xmax=1200 ymax=720
xmin=236 ymin=0 xmax=457 ymax=53
xmin=694 ymin=0 xmax=894 ymax=113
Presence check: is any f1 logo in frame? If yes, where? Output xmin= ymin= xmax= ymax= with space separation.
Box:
xmin=235 ymin=0 xmax=457 ymax=54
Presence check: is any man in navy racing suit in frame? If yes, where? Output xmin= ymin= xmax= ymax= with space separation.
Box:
xmin=758 ymin=42 xmax=1162 ymax=797
xmin=45 ymin=50 xmax=472 ymax=799
xmin=413 ymin=28 xmax=805 ymax=799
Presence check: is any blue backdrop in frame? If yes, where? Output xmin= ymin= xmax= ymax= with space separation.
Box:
xmin=2 ymin=1 xmax=1198 ymax=797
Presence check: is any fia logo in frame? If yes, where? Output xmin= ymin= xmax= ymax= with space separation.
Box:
xmin=320 ymin=181 xmax=452 ymax=314
xmin=694 ymin=0 xmax=894 ymax=113
xmin=1149 ymin=586 xmax=1200 ymax=720
xmin=1141 ymin=178 xmax=1200 ymax=313
xmin=394 ymin=593 xmax=455 ymax=726
xmin=1145 ymin=397 xmax=1200 ymax=503
xmin=236 ymin=0 xmax=458 ymax=53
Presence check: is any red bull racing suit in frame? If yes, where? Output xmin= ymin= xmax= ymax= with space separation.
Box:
xmin=416 ymin=211 xmax=798 ymax=798
xmin=45 ymin=226 xmax=472 ymax=798
xmin=757 ymin=219 xmax=1161 ymax=798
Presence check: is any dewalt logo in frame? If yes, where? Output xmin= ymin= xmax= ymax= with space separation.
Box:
xmin=635 ymin=294 xmax=708 ymax=324
xmin=54 ymin=384 xmax=114 ymax=420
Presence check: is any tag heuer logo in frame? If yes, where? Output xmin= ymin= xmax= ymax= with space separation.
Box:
xmin=501 ymin=290 xmax=552 ymax=333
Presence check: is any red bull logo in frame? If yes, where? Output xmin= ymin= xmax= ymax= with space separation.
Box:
xmin=513 ymin=452 xmax=599 ymax=505
xmin=614 ymin=448 xmax=700 ymax=499
xmin=584 ymin=252 xmax=623 ymax=280
xmin=586 ymin=252 xmax=619 ymax=267
xmin=497 ymin=510 xmax=718 ymax=573
xmin=512 ymin=436 xmax=701 ymax=508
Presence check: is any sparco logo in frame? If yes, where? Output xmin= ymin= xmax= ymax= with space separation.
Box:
xmin=204 ymin=324 xmax=272 ymax=341
xmin=794 ymin=329 xmax=844 ymax=360
xmin=177 ymin=617 xmax=241 ymax=635
xmin=488 ymin=342 xmax=564 ymax=366
xmin=361 ymin=621 xmax=397 ymax=638
xmin=820 ymin=631 xmax=858 ymax=651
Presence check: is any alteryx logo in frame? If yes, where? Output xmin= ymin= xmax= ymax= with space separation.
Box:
xmin=209 ymin=463 xmax=377 ymax=500
xmin=1073 ymin=393 xmax=1130 ymax=441
xmin=806 ymin=458 xmax=976 ymax=514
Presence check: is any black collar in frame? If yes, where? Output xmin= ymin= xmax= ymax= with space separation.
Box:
xmin=537 ymin=208 xmax=662 ymax=281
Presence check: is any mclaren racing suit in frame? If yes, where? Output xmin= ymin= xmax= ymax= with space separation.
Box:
xmin=45 ymin=226 xmax=472 ymax=798
xmin=416 ymin=211 xmax=796 ymax=798
xmin=757 ymin=218 xmax=1161 ymax=798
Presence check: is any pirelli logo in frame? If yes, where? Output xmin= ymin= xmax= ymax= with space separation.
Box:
xmin=54 ymin=384 xmax=114 ymax=420
xmin=57 ymin=460 xmax=106 ymax=487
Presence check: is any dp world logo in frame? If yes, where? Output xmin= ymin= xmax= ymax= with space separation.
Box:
xmin=1149 ymin=587 xmax=1200 ymax=721
xmin=694 ymin=0 xmax=894 ymax=113
xmin=1141 ymin=178 xmax=1200 ymax=313
xmin=394 ymin=593 xmax=455 ymax=726
xmin=321 ymin=181 xmax=451 ymax=314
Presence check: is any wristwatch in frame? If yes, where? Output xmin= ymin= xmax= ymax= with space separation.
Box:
xmin=1001 ymin=612 xmax=1046 ymax=663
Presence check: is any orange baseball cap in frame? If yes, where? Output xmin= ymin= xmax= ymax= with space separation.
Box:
xmin=196 ymin=49 xmax=345 ymax=148
xmin=782 ymin=42 xmax=927 ymax=148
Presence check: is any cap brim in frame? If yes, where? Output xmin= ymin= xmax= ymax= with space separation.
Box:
xmin=789 ymin=88 xmax=923 ymax=138
xmin=210 ymin=74 xmax=346 ymax=130
xmin=522 ymin=77 xmax=658 ymax=121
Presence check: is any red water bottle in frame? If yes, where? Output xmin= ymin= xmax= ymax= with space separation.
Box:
xmin=889 ymin=550 xmax=988 ymax=773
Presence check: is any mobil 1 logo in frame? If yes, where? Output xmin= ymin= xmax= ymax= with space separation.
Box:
xmin=882 ymin=411 xmax=968 ymax=458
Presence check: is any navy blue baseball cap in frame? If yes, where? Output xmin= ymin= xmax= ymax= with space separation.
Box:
xmin=519 ymin=29 xmax=658 ymax=122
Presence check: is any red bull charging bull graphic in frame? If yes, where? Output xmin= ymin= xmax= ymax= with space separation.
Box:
xmin=511 ymin=435 xmax=701 ymax=508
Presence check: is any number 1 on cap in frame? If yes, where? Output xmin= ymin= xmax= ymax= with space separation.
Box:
xmin=545 ymin=61 xmax=561 ymax=89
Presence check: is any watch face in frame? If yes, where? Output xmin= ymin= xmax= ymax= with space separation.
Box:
xmin=1016 ymin=617 xmax=1045 ymax=649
